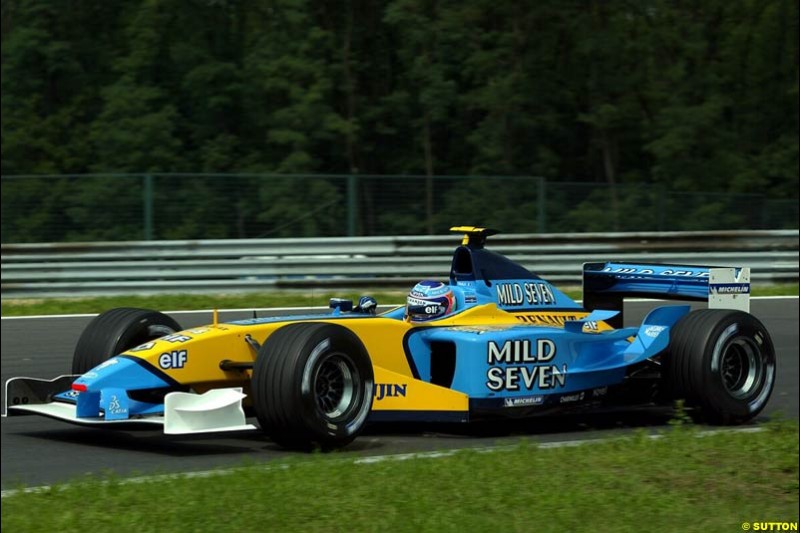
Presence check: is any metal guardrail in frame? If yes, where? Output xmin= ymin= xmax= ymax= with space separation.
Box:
xmin=2 ymin=230 xmax=797 ymax=298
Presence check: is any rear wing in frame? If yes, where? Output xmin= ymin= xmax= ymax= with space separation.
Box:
xmin=583 ymin=262 xmax=750 ymax=328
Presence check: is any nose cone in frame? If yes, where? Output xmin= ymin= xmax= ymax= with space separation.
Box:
xmin=72 ymin=355 xmax=174 ymax=393
xmin=71 ymin=356 xmax=176 ymax=419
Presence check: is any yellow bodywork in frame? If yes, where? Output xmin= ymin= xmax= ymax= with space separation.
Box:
xmin=123 ymin=304 xmax=607 ymax=416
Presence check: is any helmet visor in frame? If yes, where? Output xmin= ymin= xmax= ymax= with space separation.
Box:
xmin=406 ymin=293 xmax=454 ymax=321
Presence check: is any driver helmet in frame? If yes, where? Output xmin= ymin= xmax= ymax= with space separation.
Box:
xmin=405 ymin=280 xmax=456 ymax=321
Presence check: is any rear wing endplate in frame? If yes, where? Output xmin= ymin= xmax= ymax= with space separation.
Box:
xmin=583 ymin=262 xmax=750 ymax=328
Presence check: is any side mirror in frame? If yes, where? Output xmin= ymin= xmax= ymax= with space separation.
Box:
xmin=354 ymin=296 xmax=378 ymax=315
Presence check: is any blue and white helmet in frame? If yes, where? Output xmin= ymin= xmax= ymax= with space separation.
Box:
xmin=405 ymin=280 xmax=456 ymax=321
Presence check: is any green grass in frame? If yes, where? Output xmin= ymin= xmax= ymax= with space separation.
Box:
xmin=2 ymin=422 xmax=798 ymax=532
xmin=1 ymin=284 xmax=797 ymax=317
xmin=752 ymin=283 xmax=800 ymax=297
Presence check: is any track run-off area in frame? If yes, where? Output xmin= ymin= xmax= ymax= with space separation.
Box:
xmin=2 ymin=298 xmax=797 ymax=491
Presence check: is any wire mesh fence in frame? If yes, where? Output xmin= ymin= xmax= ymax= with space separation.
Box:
xmin=1 ymin=174 xmax=796 ymax=243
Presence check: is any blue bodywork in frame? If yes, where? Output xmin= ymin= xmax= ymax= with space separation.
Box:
xmin=395 ymin=306 xmax=691 ymax=413
xmin=376 ymin=238 xmax=704 ymax=415
xmin=43 ymin=229 xmax=731 ymax=422
xmin=53 ymin=355 xmax=177 ymax=419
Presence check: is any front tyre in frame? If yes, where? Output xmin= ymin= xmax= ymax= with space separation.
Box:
xmin=666 ymin=309 xmax=776 ymax=424
xmin=252 ymin=323 xmax=374 ymax=451
xmin=73 ymin=308 xmax=182 ymax=374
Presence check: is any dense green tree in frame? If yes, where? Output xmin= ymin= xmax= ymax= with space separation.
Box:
xmin=89 ymin=1 xmax=184 ymax=172
xmin=1 ymin=0 xmax=797 ymax=241
xmin=1 ymin=0 xmax=120 ymax=174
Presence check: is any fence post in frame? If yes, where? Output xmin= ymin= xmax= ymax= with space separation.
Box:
xmin=143 ymin=174 xmax=154 ymax=240
xmin=347 ymin=175 xmax=357 ymax=236
xmin=537 ymin=177 xmax=546 ymax=233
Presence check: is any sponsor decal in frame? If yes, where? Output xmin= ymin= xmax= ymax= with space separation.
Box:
xmin=374 ymin=383 xmax=407 ymax=401
xmin=515 ymin=314 xmax=584 ymax=326
xmin=709 ymin=283 xmax=750 ymax=294
xmin=407 ymin=297 xmax=443 ymax=316
xmin=107 ymin=395 xmax=128 ymax=417
xmin=592 ymin=387 xmax=608 ymax=398
xmin=159 ymin=350 xmax=188 ymax=369
xmin=487 ymin=339 xmax=557 ymax=364
xmin=129 ymin=341 xmax=156 ymax=352
xmin=188 ymin=328 xmax=210 ymax=335
xmin=582 ymin=321 xmax=599 ymax=332
xmin=602 ymin=266 xmax=709 ymax=278
xmin=464 ymin=292 xmax=478 ymax=304
xmin=504 ymin=396 xmax=544 ymax=407
xmin=96 ymin=358 xmax=120 ymax=370
xmin=496 ymin=282 xmax=556 ymax=307
xmin=485 ymin=339 xmax=568 ymax=392
xmin=644 ymin=325 xmax=667 ymax=338
xmin=559 ymin=391 xmax=585 ymax=404
xmin=162 ymin=334 xmax=192 ymax=343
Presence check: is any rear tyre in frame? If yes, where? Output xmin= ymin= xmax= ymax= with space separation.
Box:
xmin=666 ymin=309 xmax=776 ymax=424
xmin=73 ymin=308 xmax=182 ymax=374
xmin=252 ymin=323 xmax=374 ymax=451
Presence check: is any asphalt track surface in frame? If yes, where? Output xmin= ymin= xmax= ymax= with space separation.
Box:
xmin=1 ymin=299 xmax=797 ymax=490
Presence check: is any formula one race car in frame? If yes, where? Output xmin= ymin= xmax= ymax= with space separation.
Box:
xmin=3 ymin=227 xmax=776 ymax=450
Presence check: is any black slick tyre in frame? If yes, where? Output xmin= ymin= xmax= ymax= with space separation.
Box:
xmin=251 ymin=323 xmax=374 ymax=451
xmin=666 ymin=309 xmax=776 ymax=424
xmin=73 ymin=308 xmax=182 ymax=374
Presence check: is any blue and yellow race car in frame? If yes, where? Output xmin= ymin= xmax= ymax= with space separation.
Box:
xmin=3 ymin=227 xmax=776 ymax=450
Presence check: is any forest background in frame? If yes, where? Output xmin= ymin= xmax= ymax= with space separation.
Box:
xmin=1 ymin=0 xmax=797 ymax=240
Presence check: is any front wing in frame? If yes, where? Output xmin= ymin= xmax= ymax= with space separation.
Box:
xmin=3 ymin=375 xmax=256 ymax=434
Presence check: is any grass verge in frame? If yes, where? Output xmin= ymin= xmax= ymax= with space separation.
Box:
xmin=2 ymin=421 xmax=798 ymax=532
xmin=2 ymin=284 xmax=797 ymax=317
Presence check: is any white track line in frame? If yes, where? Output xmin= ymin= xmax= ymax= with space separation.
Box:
xmin=0 ymin=426 xmax=764 ymax=499
xmin=1 ymin=296 xmax=796 ymax=320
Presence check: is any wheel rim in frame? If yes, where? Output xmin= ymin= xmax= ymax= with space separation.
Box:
xmin=720 ymin=338 xmax=763 ymax=399
xmin=314 ymin=354 xmax=358 ymax=419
